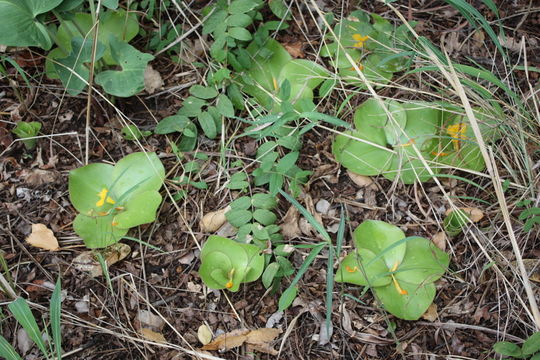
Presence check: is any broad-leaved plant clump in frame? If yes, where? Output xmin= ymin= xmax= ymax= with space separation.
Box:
xmin=336 ymin=220 xmax=450 ymax=320
xmin=333 ymin=99 xmax=501 ymax=183
xmin=199 ymin=235 xmax=265 ymax=292
xmin=321 ymin=10 xmax=414 ymax=87
xmin=69 ymin=152 xmax=165 ymax=249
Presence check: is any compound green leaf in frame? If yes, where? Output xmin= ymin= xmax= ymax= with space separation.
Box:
xmin=95 ymin=37 xmax=154 ymax=97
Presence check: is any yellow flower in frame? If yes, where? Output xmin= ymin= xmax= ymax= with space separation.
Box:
xmin=345 ymin=265 xmax=358 ymax=273
xmin=349 ymin=62 xmax=364 ymax=71
xmin=352 ymin=33 xmax=369 ymax=48
xmin=96 ymin=188 xmax=115 ymax=207
xmin=390 ymin=261 xmax=408 ymax=295
xmin=447 ymin=123 xmax=467 ymax=151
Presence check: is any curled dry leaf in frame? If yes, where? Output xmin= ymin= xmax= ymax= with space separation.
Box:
xmin=201 ymin=328 xmax=281 ymax=353
xmin=72 ymin=243 xmax=131 ymax=277
xmin=140 ymin=328 xmax=166 ymax=343
xmin=200 ymin=206 xmax=230 ymax=233
xmin=143 ymin=65 xmax=164 ymax=94
xmin=198 ymin=324 xmax=213 ymax=345
xmin=347 ymin=170 xmax=374 ymax=188
xmin=283 ymin=41 xmax=305 ymax=58
xmin=421 ymin=303 xmax=438 ymax=322
xmin=26 ymin=224 xmax=59 ymax=251
xmin=431 ymin=232 xmax=447 ymax=252
xmin=136 ymin=310 xmax=165 ymax=331
xmin=202 ymin=329 xmax=249 ymax=351
xmin=245 ymin=328 xmax=281 ymax=344
xmin=281 ymin=206 xmax=301 ymax=239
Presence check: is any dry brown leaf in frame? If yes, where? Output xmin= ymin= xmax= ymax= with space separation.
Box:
xmin=144 ymin=65 xmax=164 ymax=94
xmin=431 ymin=232 xmax=447 ymax=252
xmin=347 ymin=170 xmax=374 ymax=188
xmin=283 ymin=41 xmax=304 ymax=58
xmin=136 ymin=310 xmax=164 ymax=331
xmin=200 ymin=206 xmax=230 ymax=233
xmin=140 ymin=328 xmax=166 ymax=343
xmin=72 ymin=243 xmax=131 ymax=277
xmin=198 ymin=324 xmax=213 ymax=345
xmin=512 ymin=259 xmax=540 ymax=283
xmin=281 ymin=206 xmax=301 ymax=239
xmin=245 ymin=328 xmax=281 ymax=344
xmin=461 ymin=208 xmax=484 ymax=222
xmin=201 ymin=329 xmax=249 ymax=351
xmin=22 ymin=169 xmax=61 ymax=187
xmin=26 ymin=224 xmax=59 ymax=251
xmin=246 ymin=343 xmax=278 ymax=356
xmin=421 ymin=303 xmax=438 ymax=322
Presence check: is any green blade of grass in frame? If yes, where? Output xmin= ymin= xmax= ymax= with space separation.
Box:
xmin=50 ymin=278 xmax=62 ymax=360
xmin=0 ymin=336 xmax=22 ymax=360
xmin=95 ymin=253 xmax=114 ymax=293
xmin=8 ymin=298 xmax=49 ymax=357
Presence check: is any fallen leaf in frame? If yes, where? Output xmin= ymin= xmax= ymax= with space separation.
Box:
xmin=247 ymin=343 xmax=278 ymax=356
xmin=283 ymin=41 xmax=304 ymax=58
xmin=421 ymin=303 xmax=438 ymax=322
xmin=315 ymin=199 xmax=331 ymax=215
xmin=431 ymin=232 xmax=447 ymax=251
xmin=72 ymin=243 xmax=131 ymax=277
xmin=461 ymin=208 xmax=484 ymax=222
xmin=21 ymin=169 xmax=61 ymax=187
xmin=143 ymin=65 xmax=164 ymax=94
xmin=200 ymin=206 xmax=230 ymax=233
xmin=136 ymin=310 xmax=164 ymax=331
xmin=201 ymin=329 xmax=249 ymax=351
xmin=26 ymin=224 xmax=59 ymax=251
xmin=245 ymin=328 xmax=281 ymax=344
xmin=140 ymin=328 xmax=166 ymax=343
xmin=281 ymin=206 xmax=301 ymax=239
xmin=512 ymin=259 xmax=540 ymax=283
xmin=198 ymin=324 xmax=213 ymax=345
xmin=347 ymin=171 xmax=374 ymax=188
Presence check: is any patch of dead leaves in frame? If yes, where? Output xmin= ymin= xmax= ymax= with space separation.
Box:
xmin=200 ymin=206 xmax=230 ymax=232
xmin=201 ymin=328 xmax=281 ymax=355
xmin=26 ymin=224 xmax=59 ymax=251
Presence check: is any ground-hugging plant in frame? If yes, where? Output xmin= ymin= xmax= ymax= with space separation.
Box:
xmin=11 ymin=121 xmax=41 ymax=150
xmin=69 ymin=152 xmax=165 ymax=249
xmin=321 ymin=10 xmax=414 ymax=87
xmin=199 ymin=235 xmax=265 ymax=292
xmin=333 ymin=99 xmax=501 ymax=184
xmin=336 ymin=220 xmax=450 ymax=320
xmin=0 ymin=1 xmax=153 ymax=97
xmin=492 ymin=332 xmax=540 ymax=359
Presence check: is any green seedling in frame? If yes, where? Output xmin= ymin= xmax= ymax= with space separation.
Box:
xmin=333 ymin=99 xmax=501 ymax=183
xmin=0 ymin=279 xmax=62 ymax=360
xmin=12 ymin=121 xmax=42 ymax=150
xmin=492 ymin=332 xmax=540 ymax=359
xmin=336 ymin=220 xmax=449 ymax=320
xmin=199 ymin=235 xmax=265 ymax=292
xmin=68 ymin=152 xmax=165 ymax=248
xmin=321 ymin=10 xmax=415 ymax=87
xmin=443 ymin=209 xmax=471 ymax=236
xmin=517 ymin=200 xmax=540 ymax=232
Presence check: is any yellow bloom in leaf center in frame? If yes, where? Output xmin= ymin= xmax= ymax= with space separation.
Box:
xmin=96 ymin=188 xmax=115 ymax=207
xmin=352 ymin=34 xmax=369 ymax=48
xmin=390 ymin=261 xmax=408 ymax=295
xmin=345 ymin=265 xmax=358 ymax=273
xmin=447 ymin=123 xmax=467 ymax=151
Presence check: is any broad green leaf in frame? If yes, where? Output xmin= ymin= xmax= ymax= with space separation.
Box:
xmin=111 ymin=152 xmax=165 ymax=198
xmin=523 ymin=332 xmax=540 ymax=355
xmin=189 ymin=85 xmax=218 ymax=99
xmin=226 ymin=209 xmax=252 ymax=227
xmin=275 ymin=151 xmax=299 ymax=174
xmin=0 ymin=0 xmax=62 ymax=50
xmin=230 ymin=196 xmax=251 ymax=210
xmin=395 ymin=237 xmax=449 ymax=285
xmin=251 ymin=193 xmax=277 ymax=210
xmin=269 ymin=0 xmax=290 ymax=19
xmin=203 ymin=10 xmax=227 ymax=35
xmin=229 ymin=0 xmax=258 ymax=14
xmin=102 ymin=0 xmax=119 ymax=9
xmin=382 ymin=145 xmax=436 ymax=184
xmin=241 ymin=241 xmax=265 ymax=282
xmin=262 ymin=262 xmax=280 ymax=288
xmin=198 ymin=111 xmax=217 ymax=139
xmin=216 ymin=94 xmax=234 ymax=117
xmin=55 ymin=10 xmax=139 ymax=65
xmin=69 ymin=163 xmax=114 ymax=214
xmin=335 ymin=249 xmax=391 ymax=287
xmin=374 ymin=281 xmax=436 ymax=320
xmin=55 ymin=37 xmax=105 ymax=95
xmin=332 ymin=131 xmax=392 ymax=176
xmin=113 ymin=191 xmax=162 ymax=229
xmin=228 ymin=27 xmax=252 ymax=41
xmin=353 ymin=220 xmax=406 ymax=269
xmin=154 ymin=115 xmax=190 ymax=134
xmin=493 ymin=341 xmax=523 ymax=357
xmin=278 ymin=286 xmax=298 ymax=311
xmin=8 ymin=297 xmax=49 ymax=356
xmin=226 ymin=14 xmax=253 ymax=27
xmin=73 ymin=213 xmax=128 ymax=248
xmin=177 ymin=96 xmax=206 ymax=117
xmin=95 ymin=36 xmax=154 ymax=97
xmin=200 ymin=251 xmax=233 ymax=289
xmin=383 ymin=100 xmax=406 ymax=146
xmin=353 ymin=98 xmax=388 ymax=143
xmin=253 ymin=209 xmax=277 ymax=226
xmin=278 ymin=59 xmax=329 ymax=90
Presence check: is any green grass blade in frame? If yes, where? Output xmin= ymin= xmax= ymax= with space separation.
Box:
xmin=50 ymin=278 xmax=62 ymax=359
xmin=95 ymin=253 xmax=114 ymax=293
xmin=8 ymin=298 xmax=49 ymax=357
xmin=0 ymin=336 xmax=22 ymax=360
